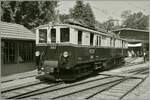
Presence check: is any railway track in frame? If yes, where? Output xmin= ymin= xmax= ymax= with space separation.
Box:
xmin=2 ymin=71 xmax=148 ymax=100
xmin=1 ymin=57 xmax=148 ymax=100
xmin=3 ymin=75 xmax=120 ymax=99
xmin=51 ymin=75 xmax=148 ymax=100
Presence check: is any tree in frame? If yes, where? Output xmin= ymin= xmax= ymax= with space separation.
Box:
xmin=70 ymin=0 xmax=85 ymax=20
xmin=121 ymin=11 xmax=149 ymax=30
xmin=121 ymin=10 xmax=132 ymax=19
xmin=69 ymin=0 xmax=95 ymax=28
xmin=1 ymin=1 xmax=58 ymax=29
xmin=84 ymin=3 xmax=95 ymax=28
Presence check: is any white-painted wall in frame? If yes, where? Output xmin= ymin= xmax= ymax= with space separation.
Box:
xmin=82 ymin=31 xmax=90 ymax=45
xmin=70 ymin=28 xmax=78 ymax=44
xmin=36 ymin=29 xmax=39 ymax=44
xmin=93 ymin=34 xmax=97 ymax=46
xmin=55 ymin=27 xmax=60 ymax=43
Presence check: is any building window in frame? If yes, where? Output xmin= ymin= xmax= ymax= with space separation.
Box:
xmin=39 ymin=29 xmax=47 ymax=43
xmin=78 ymin=30 xmax=82 ymax=44
xmin=90 ymin=33 xmax=94 ymax=45
xmin=51 ymin=28 xmax=56 ymax=43
xmin=19 ymin=41 xmax=35 ymax=63
xmin=60 ymin=28 xmax=70 ymax=42
xmin=3 ymin=40 xmax=35 ymax=64
xmin=4 ymin=41 xmax=15 ymax=64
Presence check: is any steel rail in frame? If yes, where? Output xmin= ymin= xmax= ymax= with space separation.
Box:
xmin=86 ymin=79 xmax=125 ymax=99
xmin=51 ymin=78 xmax=123 ymax=99
xmin=6 ymin=82 xmax=63 ymax=99
xmin=9 ymin=76 xmax=112 ymax=99
xmin=1 ymin=80 xmax=42 ymax=93
xmin=119 ymin=75 xmax=149 ymax=99
xmin=86 ymin=71 xmax=148 ymax=99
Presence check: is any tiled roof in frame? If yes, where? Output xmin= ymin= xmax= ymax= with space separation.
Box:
xmin=0 ymin=22 xmax=35 ymax=40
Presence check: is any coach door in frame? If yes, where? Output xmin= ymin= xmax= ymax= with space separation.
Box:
xmin=51 ymin=28 xmax=56 ymax=43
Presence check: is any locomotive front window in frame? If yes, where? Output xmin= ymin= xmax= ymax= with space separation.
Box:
xmin=60 ymin=28 xmax=70 ymax=42
xmin=51 ymin=28 xmax=56 ymax=43
xmin=39 ymin=29 xmax=47 ymax=43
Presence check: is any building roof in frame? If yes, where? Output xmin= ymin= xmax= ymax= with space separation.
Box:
xmin=0 ymin=22 xmax=35 ymax=40
xmin=113 ymin=28 xmax=149 ymax=33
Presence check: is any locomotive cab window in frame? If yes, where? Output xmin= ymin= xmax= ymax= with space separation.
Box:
xmin=51 ymin=28 xmax=56 ymax=43
xmin=39 ymin=29 xmax=47 ymax=43
xmin=60 ymin=28 xmax=70 ymax=42
xmin=90 ymin=33 xmax=94 ymax=45
xmin=78 ymin=30 xmax=82 ymax=44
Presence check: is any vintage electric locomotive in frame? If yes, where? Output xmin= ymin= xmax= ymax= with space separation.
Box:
xmin=35 ymin=22 xmax=128 ymax=81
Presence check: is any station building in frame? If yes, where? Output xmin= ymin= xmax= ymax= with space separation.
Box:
xmin=1 ymin=22 xmax=36 ymax=76
xmin=113 ymin=28 xmax=149 ymax=57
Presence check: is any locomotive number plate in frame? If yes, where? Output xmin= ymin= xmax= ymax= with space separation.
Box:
xmin=50 ymin=46 xmax=56 ymax=49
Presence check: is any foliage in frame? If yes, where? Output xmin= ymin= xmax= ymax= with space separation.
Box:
xmin=121 ymin=11 xmax=149 ymax=30
xmin=1 ymin=1 xmax=58 ymax=29
xmin=69 ymin=0 xmax=95 ymax=28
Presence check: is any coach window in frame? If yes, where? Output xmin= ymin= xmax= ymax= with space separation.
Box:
xmin=90 ymin=33 xmax=94 ymax=45
xmin=60 ymin=28 xmax=70 ymax=42
xmin=39 ymin=29 xmax=47 ymax=43
xmin=51 ymin=28 xmax=56 ymax=43
xmin=78 ymin=30 xmax=82 ymax=44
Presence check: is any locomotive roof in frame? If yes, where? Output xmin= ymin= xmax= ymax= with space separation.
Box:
xmin=36 ymin=23 xmax=126 ymax=41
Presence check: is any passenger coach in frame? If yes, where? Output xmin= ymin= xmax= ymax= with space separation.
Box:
xmin=35 ymin=22 xmax=128 ymax=81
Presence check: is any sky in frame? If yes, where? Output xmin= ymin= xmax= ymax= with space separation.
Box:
xmin=57 ymin=0 xmax=150 ymax=24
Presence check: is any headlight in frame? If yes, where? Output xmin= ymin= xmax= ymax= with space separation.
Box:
xmin=35 ymin=51 xmax=40 ymax=56
xmin=41 ymin=67 xmax=44 ymax=70
xmin=63 ymin=51 xmax=69 ymax=58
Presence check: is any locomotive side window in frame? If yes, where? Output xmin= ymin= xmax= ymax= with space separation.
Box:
xmin=110 ymin=37 xmax=112 ymax=47
xmin=60 ymin=28 xmax=70 ymax=42
xmin=78 ymin=30 xmax=82 ymax=44
xmin=114 ymin=39 xmax=116 ymax=47
xmin=90 ymin=33 xmax=94 ymax=45
xmin=99 ymin=36 xmax=101 ymax=46
xmin=51 ymin=28 xmax=56 ymax=43
xmin=96 ymin=36 xmax=99 ymax=46
xmin=39 ymin=29 xmax=47 ymax=43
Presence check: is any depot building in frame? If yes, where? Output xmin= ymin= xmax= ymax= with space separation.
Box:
xmin=113 ymin=28 xmax=149 ymax=57
xmin=1 ymin=22 xmax=36 ymax=76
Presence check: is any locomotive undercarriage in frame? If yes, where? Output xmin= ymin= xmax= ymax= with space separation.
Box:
xmin=36 ymin=57 xmax=125 ymax=81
